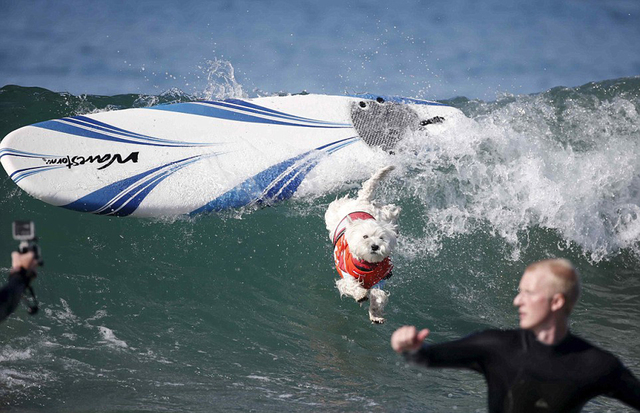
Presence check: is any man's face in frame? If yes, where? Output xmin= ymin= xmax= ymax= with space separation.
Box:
xmin=513 ymin=269 xmax=556 ymax=331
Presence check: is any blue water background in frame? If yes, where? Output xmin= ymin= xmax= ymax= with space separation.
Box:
xmin=1 ymin=0 xmax=640 ymax=99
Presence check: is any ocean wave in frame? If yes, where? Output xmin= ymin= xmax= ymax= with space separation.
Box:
xmin=2 ymin=76 xmax=639 ymax=264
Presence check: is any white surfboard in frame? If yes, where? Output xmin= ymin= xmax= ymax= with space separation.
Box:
xmin=0 ymin=94 xmax=464 ymax=217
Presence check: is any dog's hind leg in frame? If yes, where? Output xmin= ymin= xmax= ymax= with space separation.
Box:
xmin=336 ymin=276 xmax=369 ymax=302
xmin=368 ymin=288 xmax=389 ymax=324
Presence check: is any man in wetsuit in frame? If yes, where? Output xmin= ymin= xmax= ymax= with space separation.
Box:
xmin=391 ymin=258 xmax=640 ymax=412
xmin=0 ymin=251 xmax=38 ymax=323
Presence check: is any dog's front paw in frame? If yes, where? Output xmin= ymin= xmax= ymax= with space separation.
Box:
xmin=353 ymin=287 xmax=369 ymax=303
xmin=369 ymin=314 xmax=385 ymax=324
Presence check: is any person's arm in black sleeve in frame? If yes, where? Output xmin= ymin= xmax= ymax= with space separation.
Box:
xmin=391 ymin=325 xmax=498 ymax=372
xmin=403 ymin=330 xmax=498 ymax=372
xmin=0 ymin=271 xmax=31 ymax=322
xmin=0 ymin=252 xmax=37 ymax=323
xmin=608 ymin=362 xmax=640 ymax=410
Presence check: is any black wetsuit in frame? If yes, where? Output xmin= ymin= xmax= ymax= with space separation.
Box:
xmin=405 ymin=329 xmax=640 ymax=412
xmin=0 ymin=269 xmax=33 ymax=322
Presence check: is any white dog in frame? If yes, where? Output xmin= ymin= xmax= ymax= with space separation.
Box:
xmin=325 ymin=165 xmax=400 ymax=324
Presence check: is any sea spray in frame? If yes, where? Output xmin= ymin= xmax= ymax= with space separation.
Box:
xmin=198 ymin=58 xmax=247 ymax=101
xmin=294 ymin=79 xmax=640 ymax=263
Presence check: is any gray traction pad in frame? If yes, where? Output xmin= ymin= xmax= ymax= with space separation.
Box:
xmin=350 ymin=99 xmax=419 ymax=151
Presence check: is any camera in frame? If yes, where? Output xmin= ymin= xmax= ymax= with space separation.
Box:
xmin=12 ymin=221 xmax=43 ymax=266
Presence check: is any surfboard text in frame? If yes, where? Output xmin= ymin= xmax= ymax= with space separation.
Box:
xmin=43 ymin=152 xmax=139 ymax=170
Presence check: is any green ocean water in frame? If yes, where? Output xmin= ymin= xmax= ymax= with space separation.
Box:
xmin=1 ymin=80 xmax=640 ymax=412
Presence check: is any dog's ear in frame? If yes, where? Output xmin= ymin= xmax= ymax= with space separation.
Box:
xmin=345 ymin=215 xmax=354 ymax=225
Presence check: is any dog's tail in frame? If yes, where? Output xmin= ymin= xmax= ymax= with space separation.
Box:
xmin=357 ymin=165 xmax=395 ymax=202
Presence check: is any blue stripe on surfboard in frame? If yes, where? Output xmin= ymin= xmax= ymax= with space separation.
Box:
xmin=12 ymin=165 xmax=67 ymax=183
xmin=190 ymin=137 xmax=358 ymax=215
xmin=66 ymin=116 xmax=199 ymax=145
xmin=100 ymin=155 xmax=212 ymax=216
xmin=205 ymin=99 xmax=351 ymax=126
xmin=69 ymin=116 xmax=161 ymax=140
xmin=350 ymin=94 xmax=448 ymax=106
xmin=150 ymin=102 xmax=350 ymax=129
xmin=315 ymin=136 xmax=358 ymax=153
xmin=94 ymin=169 xmax=174 ymax=216
xmin=62 ymin=154 xmax=216 ymax=217
xmin=258 ymin=157 xmax=318 ymax=204
xmin=0 ymin=148 xmax=61 ymax=160
xmin=204 ymin=100 xmax=341 ymax=126
xmin=32 ymin=119 xmax=215 ymax=147
xmin=189 ymin=153 xmax=309 ymax=214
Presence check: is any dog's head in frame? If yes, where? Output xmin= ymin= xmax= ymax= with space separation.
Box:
xmin=344 ymin=217 xmax=397 ymax=263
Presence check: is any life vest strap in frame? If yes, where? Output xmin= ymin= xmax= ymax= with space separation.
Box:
xmin=332 ymin=211 xmax=375 ymax=246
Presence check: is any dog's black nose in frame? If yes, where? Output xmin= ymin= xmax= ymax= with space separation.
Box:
xmin=371 ymin=244 xmax=379 ymax=251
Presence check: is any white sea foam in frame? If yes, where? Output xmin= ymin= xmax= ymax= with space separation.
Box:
xmin=97 ymin=326 xmax=129 ymax=349
xmin=0 ymin=347 xmax=32 ymax=363
xmin=44 ymin=298 xmax=80 ymax=325
xmin=0 ymin=368 xmax=47 ymax=389
xmin=299 ymin=93 xmax=640 ymax=262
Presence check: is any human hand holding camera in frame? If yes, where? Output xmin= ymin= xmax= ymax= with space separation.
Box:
xmin=2 ymin=221 xmax=42 ymax=317
xmin=11 ymin=251 xmax=38 ymax=280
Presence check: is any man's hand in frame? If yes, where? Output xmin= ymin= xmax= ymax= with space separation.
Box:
xmin=391 ymin=325 xmax=430 ymax=353
xmin=11 ymin=251 xmax=38 ymax=273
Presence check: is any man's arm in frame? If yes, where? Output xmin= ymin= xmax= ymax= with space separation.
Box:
xmin=609 ymin=364 xmax=640 ymax=410
xmin=0 ymin=275 xmax=30 ymax=321
xmin=392 ymin=325 xmax=501 ymax=371
xmin=0 ymin=252 xmax=37 ymax=323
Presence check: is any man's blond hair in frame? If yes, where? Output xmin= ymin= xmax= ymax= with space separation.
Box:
xmin=525 ymin=258 xmax=581 ymax=314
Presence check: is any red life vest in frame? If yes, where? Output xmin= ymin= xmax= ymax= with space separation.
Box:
xmin=332 ymin=211 xmax=393 ymax=289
